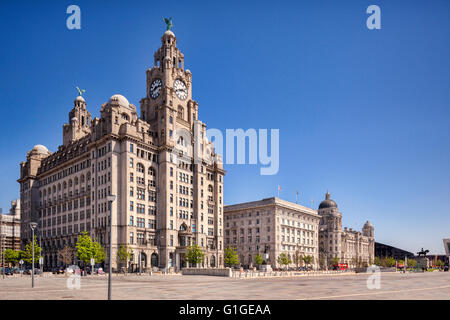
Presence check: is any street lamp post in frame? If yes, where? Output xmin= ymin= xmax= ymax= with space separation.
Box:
xmin=1 ymin=218 xmax=5 ymax=279
xmin=106 ymin=195 xmax=116 ymax=300
xmin=30 ymin=222 xmax=38 ymax=288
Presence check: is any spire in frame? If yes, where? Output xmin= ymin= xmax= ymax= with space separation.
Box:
xmin=325 ymin=190 xmax=330 ymax=200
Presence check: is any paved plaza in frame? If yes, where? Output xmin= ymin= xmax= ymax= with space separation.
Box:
xmin=0 ymin=272 xmax=449 ymax=300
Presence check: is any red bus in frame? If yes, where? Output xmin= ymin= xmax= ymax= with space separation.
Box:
xmin=332 ymin=263 xmax=348 ymax=270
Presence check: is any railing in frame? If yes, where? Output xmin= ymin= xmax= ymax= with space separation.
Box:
xmin=230 ymin=269 xmax=353 ymax=278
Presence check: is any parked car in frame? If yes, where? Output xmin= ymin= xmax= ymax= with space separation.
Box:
xmin=52 ymin=267 xmax=65 ymax=274
xmin=0 ymin=268 xmax=13 ymax=275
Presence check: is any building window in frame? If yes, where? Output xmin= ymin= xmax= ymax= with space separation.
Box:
xmin=130 ymin=143 xmax=134 ymax=153
xmin=129 ymin=216 xmax=134 ymax=226
xmin=130 ymin=232 xmax=134 ymax=244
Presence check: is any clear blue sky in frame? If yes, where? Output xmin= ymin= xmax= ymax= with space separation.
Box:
xmin=0 ymin=0 xmax=449 ymax=254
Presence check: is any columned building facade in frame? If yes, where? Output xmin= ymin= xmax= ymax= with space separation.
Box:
xmin=18 ymin=29 xmax=225 ymax=271
xmin=224 ymin=198 xmax=320 ymax=270
xmin=0 ymin=199 xmax=21 ymax=254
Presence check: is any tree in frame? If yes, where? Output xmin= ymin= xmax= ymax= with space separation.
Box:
xmin=3 ymin=249 xmax=19 ymax=266
xmin=75 ymin=231 xmax=105 ymax=266
xmin=302 ymin=255 xmax=313 ymax=268
xmin=185 ymin=244 xmax=204 ymax=267
xmin=277 ymin=253 xmax=291 ymax=270
xmin=331 ymin=256 xmax=339 ymax=267
xmin=117 ymin=245 xmax=133 ymax=273
xmin=406 ymin=258 xmax=417 ymax=268
xmin=381 ymin=257 xmax=396 ymax=267
xmin=23 ymin=236 xmax=42 ymax=265
xmin=92 ymin=241 xmax=105 ymax=264
xmin=224 ymin=247 xmax=239 ymax=267
xmin=293 ymin=250 xmax=302 ymax=269
xmin=436 ymin=260 xmax=444 ymax=268
xmin=374 ymin=257 xmax=382 ymax=266
xmin=254 ymin=254 xmax=264 ymax=267
xmin=58 ymin=245 xmax=74 ymax=267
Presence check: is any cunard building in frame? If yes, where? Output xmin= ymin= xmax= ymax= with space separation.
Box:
xmin=18 ymin=28 xmax=225 ymax=271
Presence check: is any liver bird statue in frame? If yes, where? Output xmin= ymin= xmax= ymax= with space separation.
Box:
xmin=76 ymin=86 xmax=86 ymax=97
xmin=163 ymin=17 xmax=173 ymax=31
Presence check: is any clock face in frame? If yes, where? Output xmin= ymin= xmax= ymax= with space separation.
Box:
xmin=174 ymin=79 xmax=188 ymax=100
xmin=150 ymin=79 xmax=162 ymax=99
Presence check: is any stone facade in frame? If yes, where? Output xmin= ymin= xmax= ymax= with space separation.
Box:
xmin=318 ymin=192 xmax=374 ymax=268
xmin=0 ymin=199 xmax=21 ymax=255
xmin=17 ymin=30 xmax=225 ymax=271
xmin=224 ymin=198 xmax=320 ymax=270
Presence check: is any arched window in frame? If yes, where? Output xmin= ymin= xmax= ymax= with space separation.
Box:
xmin=137 ymin=163 xmax=145 ymax=173
xmin=208 ymin=185 xmax=213 ymax=192
xmin=177 ymin=106 xmax=184 ymax=119
xmin=177 ymin=136 xmax=184 ymax=146
xmin=57 ymin=183 xmax=61 ymax=191
xmin=180 ymin=223 xmax=187 ymax=231
xmin=210 ymin=255 xmax=216 ymax=268
xmin=74 ymin=177 xmax=79 ymax=185
xmin=80 ymin=175 xmax=85 ymax=183
xmin=52 ymin=186 xmax=56 ymax=193
xmin=68 ymin=180 xmax=72 ymax=188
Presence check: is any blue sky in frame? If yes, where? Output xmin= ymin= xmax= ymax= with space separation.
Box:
xmin=0 ymin=0 xmax=449 ymax=254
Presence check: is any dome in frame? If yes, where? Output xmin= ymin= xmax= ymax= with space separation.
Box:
xmin=32 ymin=145 xmax=49 ymax=154
xmin=109 ymin=94 xmax=130 ymax=107
xmin=364 ymin=221 xmax=373 ymax=228
xmin=164 ymin=30 xmax=175 ymax=37
xmin=75 ymin=95 xmax=85 ymax=102
xmin=318 ymin=191 xmax=338 ymax=210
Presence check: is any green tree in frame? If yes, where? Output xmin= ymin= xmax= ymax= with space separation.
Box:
xmin=75 ymin=231 xmax=105 ymax=266
xmin=4 ymin=249 xmax=19 ymax=266
xmin=254 ymin=254 xmax=264 ymax=267
xmin=381 ymin=257 xmax=396 ymax=267
xmin=224 ymin=247 xmax=239 ymax=267
xmin=406 ymin=258 xmax=417 ymax=268
xmin=92 ymin=241 xmax=105 ymax=264
xmin=302 ymin=255 xmax=313 ymax=268
xmin=23 ymin=236 xmax=42 ymax=264
xmin=374 ymin=257 xmax=382 ymax=266
xmin=331 ymin=256 xmax=339 ymax=266
xmin=117 ymin=245 xmax=133 ymax=273
xmin=185 ymin=244 xmax=204 ymax=267
xmin=435 ymin=260 xmax=444 ymax=268
xmin=75 ymin=231 xmax=94 ymax=265
xmin=277 ymin=253 xmax=291 ymax=270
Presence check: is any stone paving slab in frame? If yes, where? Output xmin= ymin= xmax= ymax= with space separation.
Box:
xmin=0 ymin=272 xmax=449 ymax=300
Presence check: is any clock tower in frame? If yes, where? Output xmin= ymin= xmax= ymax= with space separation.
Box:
xmin=140 ymin=29 xmax=198 ymax=146
xmin=140 ymin=28 xmax=225 ymax=269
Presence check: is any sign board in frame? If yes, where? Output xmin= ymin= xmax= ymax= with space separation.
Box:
xmin=444 ymin=239 xmax=450 ymax=256
xmin=39 ymin=257 xmax=43 ymax=265
xmin=19 ymin=260 xmax=24 ymax=265
xmin=90 ymin=258 xmax=95 ymax=266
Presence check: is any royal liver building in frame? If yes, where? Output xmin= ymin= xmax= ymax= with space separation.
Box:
xmin=18 ymin=28 xmax=225 ymax=271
